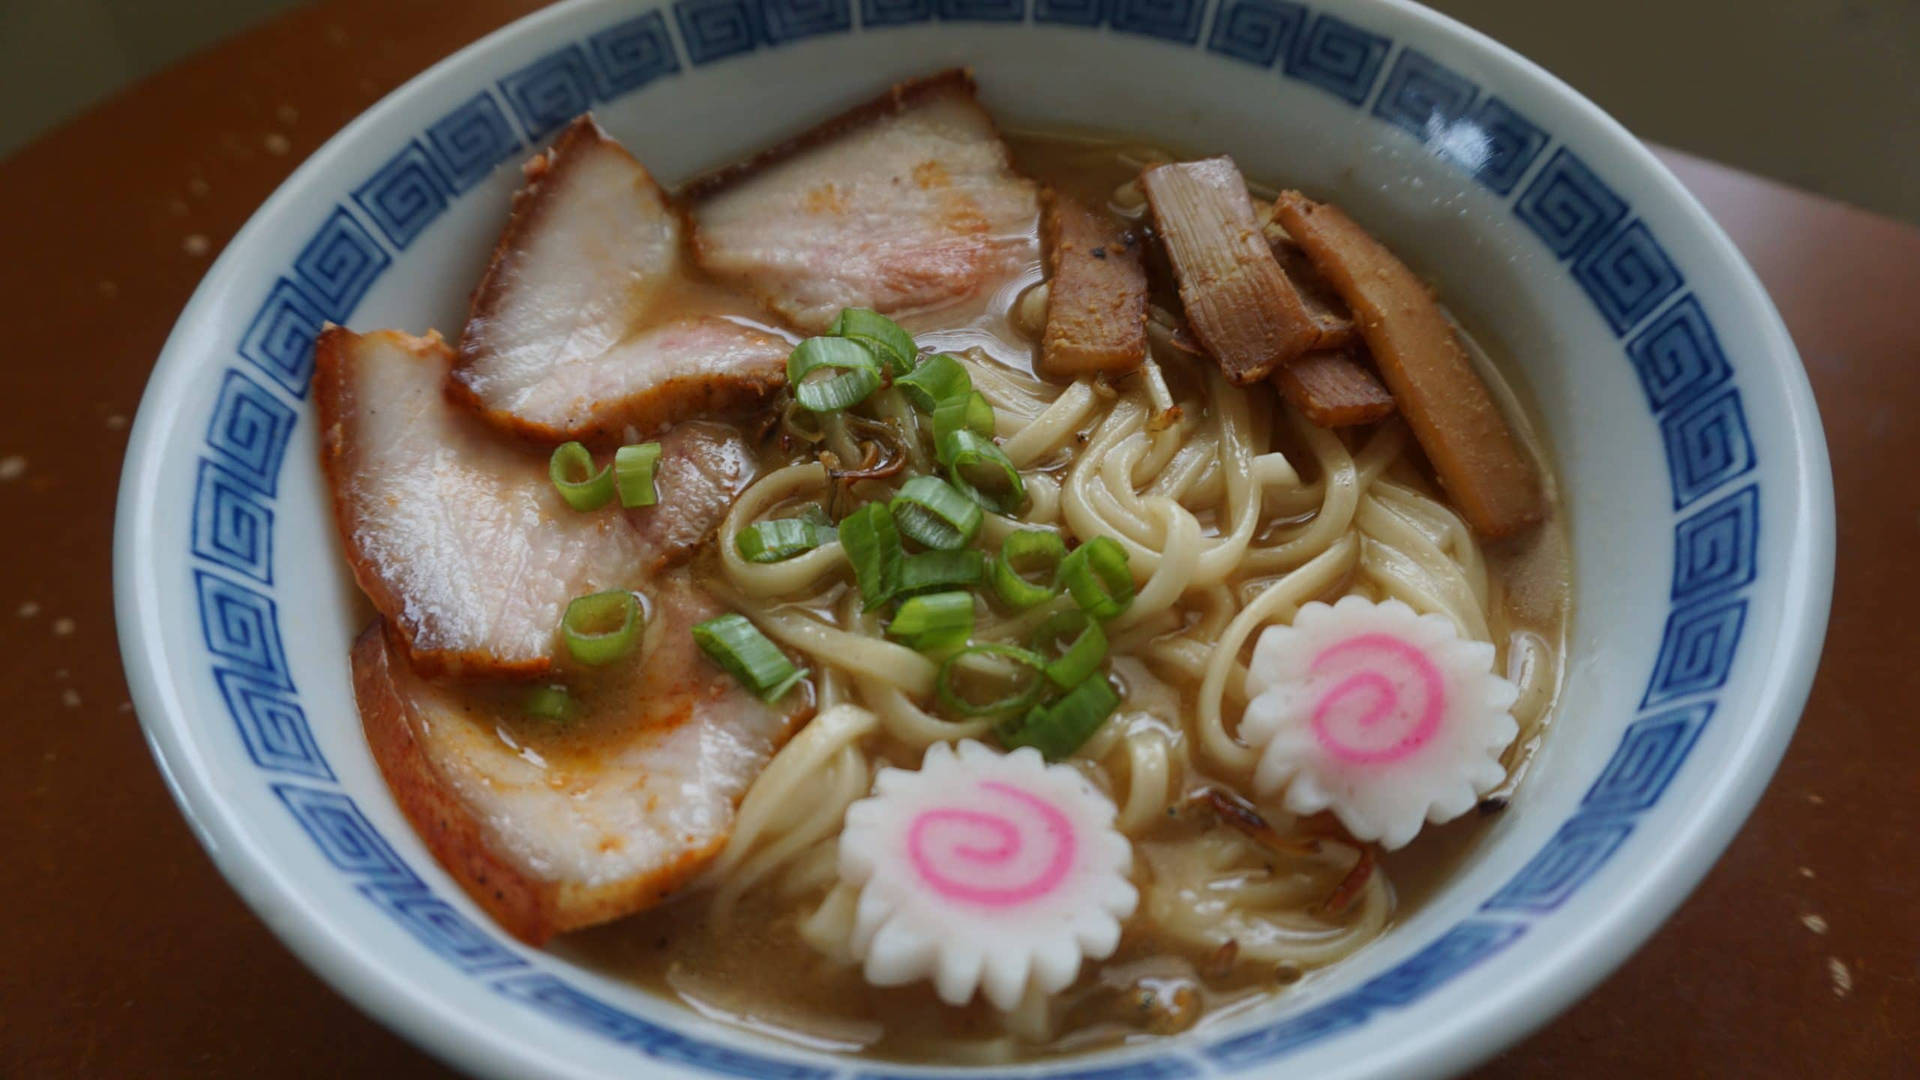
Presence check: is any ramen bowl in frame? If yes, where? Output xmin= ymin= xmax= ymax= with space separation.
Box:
xmin=113 ymin=0 xmax=1833 ymax=1076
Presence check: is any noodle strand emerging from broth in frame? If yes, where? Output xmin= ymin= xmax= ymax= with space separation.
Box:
xmin=703 ymin=704 xmax=880 ymax=924
xmin=688 ymin=166 xmax=1564 ymax=1051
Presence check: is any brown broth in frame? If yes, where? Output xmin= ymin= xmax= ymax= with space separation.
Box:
xmin=529 ymin=127 xmax=1574 ymax=1060
xmin=449 ymin=130 xmax=1571 ymax=1062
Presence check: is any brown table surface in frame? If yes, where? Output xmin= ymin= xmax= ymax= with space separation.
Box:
xmin=2 ymin=1 xmax=1913 ymax=1076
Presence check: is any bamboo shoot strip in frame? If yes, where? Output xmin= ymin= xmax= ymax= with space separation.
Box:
xmin=1273 ymin=191 xmax=1544 ymax=537
xmin=1141 ymin=158 xmax=1317 ymax=384
xmin=1038 ymin=189 xmax=1149 ymax=378
xmin=1275 ymin=349 xmax=1396 ymax=428
xmin=1269 ymin=235 xmax=1358 ymax=351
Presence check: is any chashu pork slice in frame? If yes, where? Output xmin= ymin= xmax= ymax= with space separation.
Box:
xmin=355 ymin=572 xmax=809 ymax=944
xmin=684 ymin=69 xmax=1039 ymax=333
xmin=453 ymin=114 xmax=791 ymax=444
xmin=318 ymin=326 xmax=753 ymax=677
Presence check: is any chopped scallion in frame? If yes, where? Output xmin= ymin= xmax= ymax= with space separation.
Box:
xmin=799 ymin=503 xmax=836 ymax=532
xmin=560 ymin=590 xmax=643 ymax=667
xmin=933 ymin=390 xmax=995 ymax=447
xmin=839 ymin=501 xmax=903 ymax=611
xmin=995 ymin=673 xmax=1120 ymax=760
xmin=788 ymin=337 xmax=883 ymax=412
xmin=894 ymin=353 xmax=971 ymax=412
xmin=941 ymin=429 xmax=1026 ymax=514
xmin=1060 ymin=536 xmax=1135 ymax=619
xmin=990 ymin=530 xmax=1066 ymax=609
xmin=830 ymin=308 xmax=917 ymax=376
xmin=887 ymin=590 xmax=974 ymax=652
xmin=524 ymin=685 xmax=575 ymax=723
xmin=692 ymin=613 xmax=808 ymax=702
xmin=614 ymin=441 xmax=663 ymax=508
xmin=548 ymin=441 xmax=614 ymax=511
xmin=890 ymin=475 xmax=983 ymax=551
xmin=935 ymin=643 xmax=1049 ymax=717
xmin=1031 ymin=609 xmax=1108 ymax=688
xmin=898 ymin=548 xmax=985 ymax=596
xmin=736 ymin=517 xmax=825 ymax=563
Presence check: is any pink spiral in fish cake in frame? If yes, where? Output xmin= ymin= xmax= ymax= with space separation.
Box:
xmin=835 ymin=740 xmax=1137 ymax=1009
xmin=1241 ymin=597 xmax=1521 ymax=850
xmin=906 ymin=781 xmax=1076 ymax=907
xmin=1307 ymin=633 xmax=1447 ymax=764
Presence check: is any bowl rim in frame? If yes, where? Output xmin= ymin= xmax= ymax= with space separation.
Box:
xmin=113 ymin=1 xmax=1836 ymax=1077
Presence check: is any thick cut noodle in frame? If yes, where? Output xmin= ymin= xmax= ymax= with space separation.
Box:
xmin=318 ymin=75 xmax=1572 ymax=1059
xmin=556 ymin=133 xmax=1570 ymax=1061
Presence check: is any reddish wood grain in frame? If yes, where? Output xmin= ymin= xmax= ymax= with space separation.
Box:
xmin=0 ymin=1 xmax=1910 ymax=1075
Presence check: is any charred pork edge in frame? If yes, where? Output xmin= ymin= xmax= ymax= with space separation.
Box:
xmin=446 ymin=114 xmax=791 ymax=446
xmin=448 ymin=113 xmax=652 ymax=443
xmin=355 ymin=621 xmax=747 ymax=943
xmin=454 ymin=113 xmax=639 ymax=378
xmin=354 ymin=622 xmax=563 ymax=944
xmin=454 ymin=343 xmax=789 ymax=450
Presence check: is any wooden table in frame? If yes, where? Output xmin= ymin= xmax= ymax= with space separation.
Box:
xmin=2 ymin=1 xmax=1912 ymax=1075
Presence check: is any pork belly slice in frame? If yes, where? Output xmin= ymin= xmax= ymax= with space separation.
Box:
xmin=1273 ymin=192 xmax=1544 ymax=537
xmin=453 ymin=114 xmax=790 ymax=443
xmin=684 ymin=70 xmax=1040 ymax=333
xmin=355 ymin=574 xmax=808 ymax=944
xmin=318 ymin=327 xmax=753 ymax=677
xmin=1275 ymin=348 xmax=1396 ymax=428
xmin=1142 ymin=157 xmax=1318 ymax=384
xmin=626 ymin=419 xmax=758 ymax=563
xmin=1038 ymin=189 xmax=1147 ymax=378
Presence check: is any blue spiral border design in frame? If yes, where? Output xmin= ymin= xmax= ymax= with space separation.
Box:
xmin=185 ymin=5 xmax=1762 ymax=1076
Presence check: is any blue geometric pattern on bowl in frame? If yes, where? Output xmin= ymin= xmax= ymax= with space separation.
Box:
xmin=184 ymin=3 xmax=1762 ymax=1075
xmin=424 ymin=92 xmax=523 ymax=191
xmin=352 ymin=140 xmax=455 ymax=251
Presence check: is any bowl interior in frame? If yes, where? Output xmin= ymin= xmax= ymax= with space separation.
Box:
xmin=115 ymin=2 xmax=1832 ymax=1079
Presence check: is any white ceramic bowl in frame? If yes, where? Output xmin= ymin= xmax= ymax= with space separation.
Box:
xmin=113 ymin=1 xmax=1834 ymax=1077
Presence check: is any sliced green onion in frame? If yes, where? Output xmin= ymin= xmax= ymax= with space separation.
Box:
xmin=967 ymin=391 xmax=995 ymax=434
xmin=898 ymin=549 xmax=985 ymax=596
xmin=1060 ymin=536 xmax=1135 ymax=619
xmin=990 ymin=529 xmax=1066 ymax=609
xmin=936 ymin=643 xmax=1049 ymax=717
xmin=614 ymin=441 xmax=663 ymax=508
xmin=693 ymin=613 xmax=808 ymax=702
xmin=942 ymin=429 xmax=1027 ymax=514
xmin=887 ymin=591 xmax=974 ymax=652
xmin=736 ymin=517 xmax=824 ymax=563
xmin=560 ymin=590 xmax=643 ymax=667
xmin=890 ymin=475 xmax=983 ymax=551
xmin=831 ymin=308 xmax=917 ymax=376
xmin=799 ymin=503 xmax=836 ymax=531
xmin=548 ymin=441 xmax=614 ymax=511
xmin=895 ymin=353 xmax=971 ymax=412
xmin=788 ymin=337 xmax=883 ymax=412
xmin=995 ymin=673 xmax=1120 ymax=761
xmin=839 ymin=501 xmax=902 ymax=611
xmin=524 ymin=684 xmax=575 ymax=723
xmin=933 ymin=390 xmax=996 ymax=448
xmin=1031 ymin=609 xmax=1108 ymax=688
